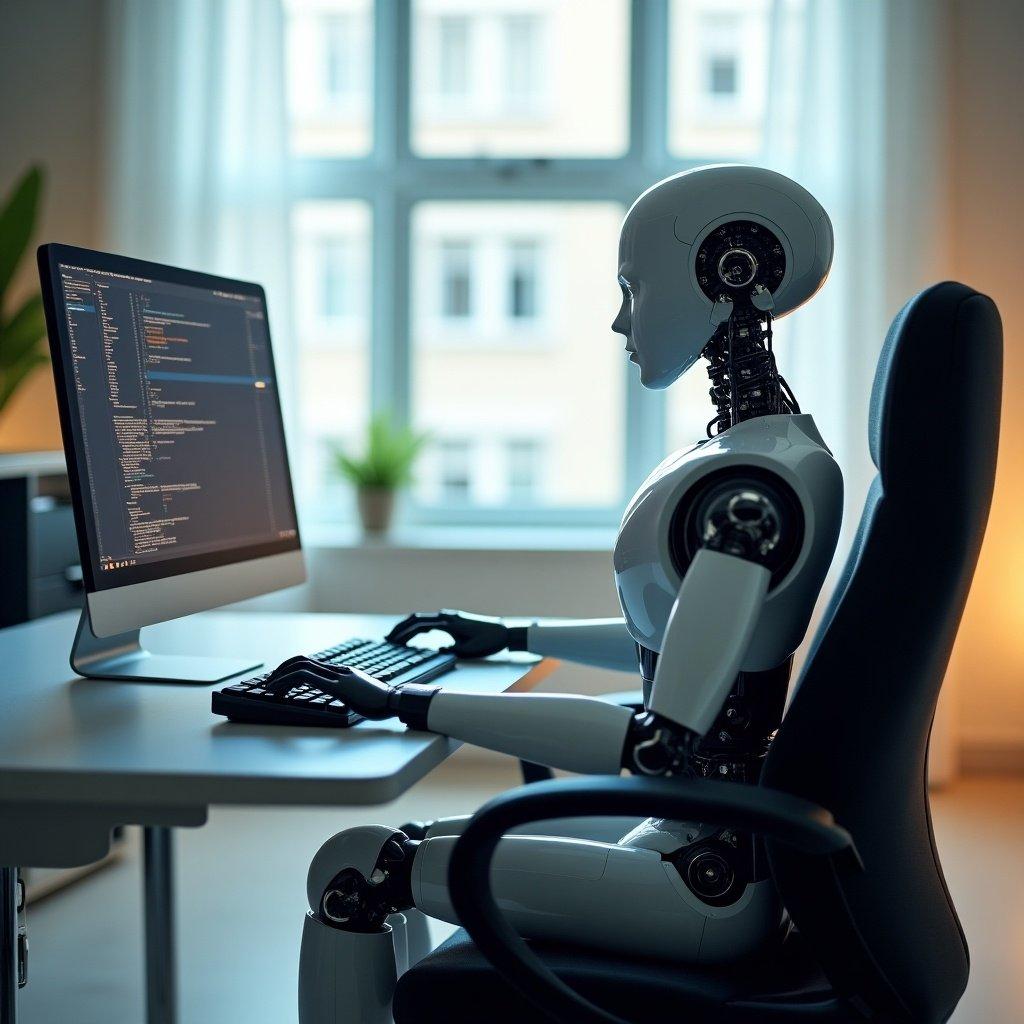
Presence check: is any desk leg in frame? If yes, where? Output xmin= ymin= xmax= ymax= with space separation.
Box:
xmin=143 ymin=828 xmax=177 ymax=1024
xmin=0 ymin=868 xmax=16 ymax=1024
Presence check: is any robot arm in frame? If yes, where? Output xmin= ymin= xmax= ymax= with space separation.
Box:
xmin=267 ymin=533 xmax=774 ymax=777
xmin=266 ymin=657 xmax=635 ymax=775
xmin=386 ymin=610 xmax=637 ymax=673
xmin=522 ymin=619 xmax=638 ymax=672
xmin=647 ymin=549 xmax=770 ymax=736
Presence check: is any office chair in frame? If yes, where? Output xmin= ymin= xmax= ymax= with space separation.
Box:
xmin=392 ymin=282 xmax=1002 ymax=1024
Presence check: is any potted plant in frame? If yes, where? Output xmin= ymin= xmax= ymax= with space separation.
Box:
xmin=329 ymin=413 xmax=429 ymax=535
xmin=0 ymin=166 xmax=48 ymax=424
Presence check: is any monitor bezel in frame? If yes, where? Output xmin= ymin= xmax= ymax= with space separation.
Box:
xmin=38 ymin=242 xmax=303 ymax=598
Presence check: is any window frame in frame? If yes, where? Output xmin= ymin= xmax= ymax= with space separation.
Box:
xmin=289 ymin=0 xmax=718 ymax=528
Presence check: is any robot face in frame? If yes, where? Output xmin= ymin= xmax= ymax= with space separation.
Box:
xmin=611 ymin=165 xmax=834 ymax=391
xmin=612 ymin=211 xmax=700 ymax=390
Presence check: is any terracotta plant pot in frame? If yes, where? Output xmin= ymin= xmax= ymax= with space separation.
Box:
xmin=356 ymin=486 xmax=396 ymax=535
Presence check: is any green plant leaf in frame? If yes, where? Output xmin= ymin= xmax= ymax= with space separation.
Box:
xmin=0 ymin=166 xmax=44 ymax=306
xmin=328 ymin=413 xmax=430 ymax=489
xmin=0 ymin=294 xmax=47 ymax=366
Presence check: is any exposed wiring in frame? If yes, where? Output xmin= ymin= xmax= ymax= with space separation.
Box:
xmin=703 ymin=308 xmax=800 ymax=436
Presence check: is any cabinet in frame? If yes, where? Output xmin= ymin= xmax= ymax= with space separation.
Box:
xmin=0 ymin=451 xmax=83 ymax=629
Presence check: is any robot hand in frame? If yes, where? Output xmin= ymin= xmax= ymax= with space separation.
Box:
xmin=264 ymin=657 xmax=404 ymax=721
xmin=386 ymin=610 xmax=522 ymax=658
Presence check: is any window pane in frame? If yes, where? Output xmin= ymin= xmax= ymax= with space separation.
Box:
xmin=440 ymin=241 xmax=474 ymax=318
xmin=508 ymin=240 xmax=539 ymax=319
xmin=438 ymin=16 xmax=471 ymax=97
xmin=412 ymin=202 xmax=625 ymax=510
xmin=507 ymin=438 xmax=542 ymax=503
xmin=437 ymin=439 xmax=473 ymax=503
xmin=666 ymin=360 xmax=715 ymax=454
xmin=412 ymin=0 xmax=630 ymax=157
xmin=668 ymin=0 xmax=772 ymax=158
xmin=285 ymin=0 xmax=373 ymax=156
xmin=291 ymin=201 xmax=371 ymax=509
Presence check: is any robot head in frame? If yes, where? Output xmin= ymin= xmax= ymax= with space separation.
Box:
xmin=612 ymin=165 xmax=834 ymax=390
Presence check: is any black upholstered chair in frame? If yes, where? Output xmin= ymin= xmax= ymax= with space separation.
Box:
xmin=393 ymin=282 xmax=1002 ymax=1024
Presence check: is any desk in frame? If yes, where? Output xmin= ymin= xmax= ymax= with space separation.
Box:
xmin=0 ymin=610 xmax=547 ymax=1024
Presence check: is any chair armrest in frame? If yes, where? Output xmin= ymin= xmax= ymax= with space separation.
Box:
xmin=447 ymin=776 xmax=859 ymax=1024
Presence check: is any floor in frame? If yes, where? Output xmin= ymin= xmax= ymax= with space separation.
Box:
xmin=15 ymin=758 xmax=1024 ymax=1023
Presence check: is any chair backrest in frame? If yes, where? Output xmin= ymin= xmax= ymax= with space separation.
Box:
xmin=761 ymin=282 xmax=1002 ymax=1023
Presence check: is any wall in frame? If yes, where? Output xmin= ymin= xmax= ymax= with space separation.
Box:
xmin=948 ymin=0 xmax=1024 ymax=764
xmin=0 ymin=0 xmax=106 ymax=452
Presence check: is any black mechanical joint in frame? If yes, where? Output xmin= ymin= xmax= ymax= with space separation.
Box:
xmin=388 ymin=684 xmax=441 ymax=731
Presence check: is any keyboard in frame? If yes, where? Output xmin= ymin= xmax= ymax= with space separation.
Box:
xmin=211 ymin=638 xmax=456 ymax=728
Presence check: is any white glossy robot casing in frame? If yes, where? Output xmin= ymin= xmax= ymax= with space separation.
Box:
xmin=615 ymin=164 xmax=834 ymax=389
xmin=614 ymin=413 xmax=843 ymax=670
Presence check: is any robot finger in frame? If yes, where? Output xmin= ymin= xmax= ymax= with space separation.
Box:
xmin=263 ymin=667 xmax=335 ymax=694
xmin=385 ymin=613 xmax=454 ymax=646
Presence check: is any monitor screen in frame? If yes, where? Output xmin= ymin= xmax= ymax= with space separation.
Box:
xmin=41 ymin=246 xmax=300 ymax=594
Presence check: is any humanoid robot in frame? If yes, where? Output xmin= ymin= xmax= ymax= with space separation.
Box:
xmin=279 ymin=165 xmax=843 ymax=1023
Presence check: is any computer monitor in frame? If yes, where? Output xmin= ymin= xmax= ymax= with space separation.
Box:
xmin=38 ymin=244 xmax=306 ymax=682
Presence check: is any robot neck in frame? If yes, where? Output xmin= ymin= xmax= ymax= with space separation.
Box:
xmin=702 ymin=305 xmax=801 ymax=437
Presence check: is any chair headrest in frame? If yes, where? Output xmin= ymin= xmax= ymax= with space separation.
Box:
xmin=868 ymin=281 xmax=998 ymax=486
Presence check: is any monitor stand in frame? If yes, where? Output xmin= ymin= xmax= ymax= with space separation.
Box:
xmin=70 ymin=606 xmax=261 ymax=684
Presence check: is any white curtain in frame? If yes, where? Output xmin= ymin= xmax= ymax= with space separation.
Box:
xmin=763 ymin=0 xmax=952 ymax=554
xmin=102 ymin=0 xmax=293 ymax=401
xmin=762 ymin=0 xmax=960 ymax=778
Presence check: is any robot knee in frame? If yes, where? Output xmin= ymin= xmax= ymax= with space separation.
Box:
xmin=398 ymin=815 xmax=469 ymax=841
xmin=307 ymin=824 xmax=417 ymax=932
xmin=397 ymin=819 xmax=431 ymax=841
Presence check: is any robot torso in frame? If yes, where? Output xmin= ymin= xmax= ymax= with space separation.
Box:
xmin=613 ymin=413 xmax=843 ymax=673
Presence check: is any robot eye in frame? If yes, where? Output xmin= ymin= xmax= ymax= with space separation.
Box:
xmin=618 ymin=275 xmax=633 ymax=298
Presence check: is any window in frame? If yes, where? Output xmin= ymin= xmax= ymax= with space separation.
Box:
xmin=325 ymin=15 xmax=364 ymax=103
xmin=412 ymin=0 xmax=629 ymax=156
xmin=285 ymin=0 xmax=373 ymax=156
xmin=669 ymin=0 xmax=773 ymax=157
xmin=290 ymin=201 xmax=370 ymax=506
xmin=439 ymin=241 xmax=474 ymax=320
xmin=321 ymin=238 xmax=357 ymax=320
xmin=438 ymin=16 xmax=471 ymax=100
xmin=708 ymin=54 xmax=738 ymax=97
xmin=283 ymin=1 xmax=792 ymax=526
xmin=504 ymin=15 xmax=542 ymax=110
xmin=412 ymin=202 xmax=623 ymax=513
xmin=436 ymin=439 xmax=472 ymax=503
xmin=508 ymin=241 xmax=540 ymax=320
xmin=507 ymin=438 xmax=542 ymax=503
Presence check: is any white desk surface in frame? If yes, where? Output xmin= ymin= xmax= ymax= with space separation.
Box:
xmin=0 ymin=611 xmax=543 ymax=810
